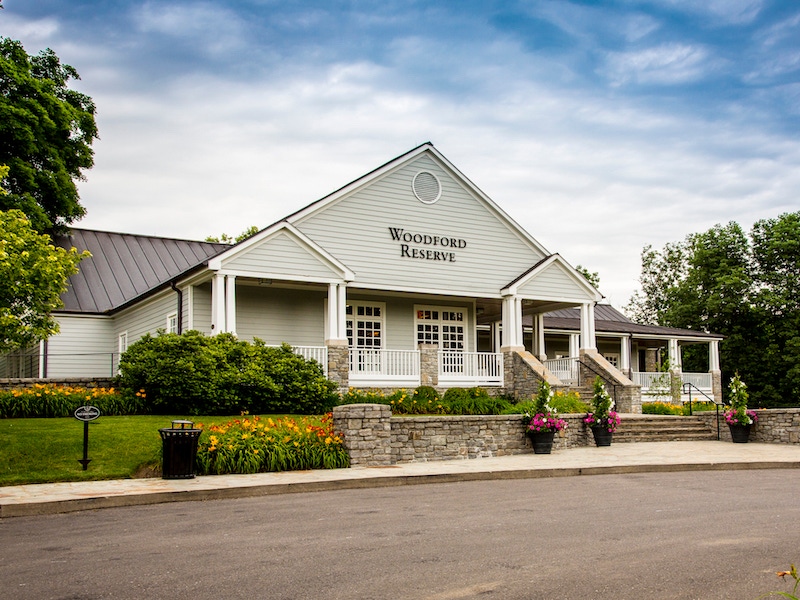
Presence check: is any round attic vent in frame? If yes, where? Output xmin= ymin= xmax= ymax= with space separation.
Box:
xmin=412 ymin=171 xmax=442 ymax=204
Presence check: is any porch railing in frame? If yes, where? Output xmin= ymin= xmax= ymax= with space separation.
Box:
xmin=349 ymin=349 xmax=420 ymax=386
xmin=438 ymin=351 xmax=503 ymax=387
xmin=681 ymin=372 xmax=712 ymax=390
xmin=543 ymin=357 xmax=580 ymax=385
xmin=632 ymin=371 xmax=671 ymax=392
xmin=269 ymin=345 xmax=328 ymax=375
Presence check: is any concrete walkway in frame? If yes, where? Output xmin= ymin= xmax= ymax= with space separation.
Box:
xmin=3 ymin=441 xmax=800 ymax=518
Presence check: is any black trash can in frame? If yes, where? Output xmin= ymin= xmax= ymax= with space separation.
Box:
xmin=159 ymin=420 xmax=201 ymax=479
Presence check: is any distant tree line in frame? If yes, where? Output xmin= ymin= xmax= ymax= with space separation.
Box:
xmin=626 ymin=212 xmax=800 ymax=407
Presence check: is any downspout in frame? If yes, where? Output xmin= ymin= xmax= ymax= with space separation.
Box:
xmin=171 ymin=282 xmax=183 ymax=334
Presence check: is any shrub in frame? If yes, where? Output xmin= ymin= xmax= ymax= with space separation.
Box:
xmin=0 ymin=384 xmax=145 ymax=418
xmin=195 ymin=413 xmax=349 ymax=474
xmin=502 ymin=389 xmax=587 ymax=415
xmin=338 ymin=388 xmax=447 ymax=415
xmin=442 ymin=387 xmax=511 ymax=415
xmin=118 ymin=331 xmax=338 ymax=415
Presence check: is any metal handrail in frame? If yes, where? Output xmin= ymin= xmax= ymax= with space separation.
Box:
xmin=682 ymin=382 xmax=723 ymax=440
xmin=579 ymin=359 xmax=621 ymax=405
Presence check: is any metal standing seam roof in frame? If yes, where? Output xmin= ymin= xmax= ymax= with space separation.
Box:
xmin=54 ymin=229 xmax=230 ymax=314
xmin=538 ymin=304 xmax=723 ymax=340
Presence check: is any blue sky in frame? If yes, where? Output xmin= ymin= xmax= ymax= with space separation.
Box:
xmin=3 ymin=0 xmax=799 ymax=307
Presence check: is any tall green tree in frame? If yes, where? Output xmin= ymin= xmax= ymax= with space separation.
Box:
xmin=0 ymin=209 xmax=88 ymax=353
xmin=626 ymin=214 xmax=800 ymax=407
xmin=0 ymin=38 xmax=97 ymax=233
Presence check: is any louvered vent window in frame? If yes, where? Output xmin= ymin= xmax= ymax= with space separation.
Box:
xmin=412 ymin=171 xmax=442 ymax=204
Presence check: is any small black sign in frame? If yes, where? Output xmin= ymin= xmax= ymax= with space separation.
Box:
xmin=74 ymin=405 xmax=101 ymax=422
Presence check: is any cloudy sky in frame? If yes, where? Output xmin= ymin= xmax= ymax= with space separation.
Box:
xmin=3 ymin=0 xmax=799 ymax=307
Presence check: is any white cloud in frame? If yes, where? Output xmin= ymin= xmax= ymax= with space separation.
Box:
xmin=602 ymin=43 xmax=714 ymax=86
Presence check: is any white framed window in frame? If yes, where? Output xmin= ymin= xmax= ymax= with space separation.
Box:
xmin=415 ymin=306 xmax=466 ymax=350
xmin=118 ymin=331 xmax=128 ymax=354
xmin=166 ymin=312 xmax=178 ymax=334
xmin=346 ymin=302 xmax=385 ymax=348
xmin=603 ymin=353 xmax=620 ymax=368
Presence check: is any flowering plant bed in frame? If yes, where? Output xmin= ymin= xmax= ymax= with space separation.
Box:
xmin=195 ymin=413 xmax=349 ymax=474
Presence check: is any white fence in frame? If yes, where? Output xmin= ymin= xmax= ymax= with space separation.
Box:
xmin=438 ymin=351 xmax=504 ymax=387
xmin=681 ymin=372 xmax=712 ymax=391
xmin=349 ymin=349 xmax=420 ymax=387
xmin=543 ymin=357 xmax=580 ymax=385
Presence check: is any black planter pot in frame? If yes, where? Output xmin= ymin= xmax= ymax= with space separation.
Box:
xmin=528 ymin=430 xmax=556 ymax=454
xmin=591 ymin=426 xmax=613 ymax=447
xmin=728 ymin=423 xmax=752 ymax=443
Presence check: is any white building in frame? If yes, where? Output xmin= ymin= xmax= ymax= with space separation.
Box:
xmin=2 ymin=144 xmax=723 ymax=407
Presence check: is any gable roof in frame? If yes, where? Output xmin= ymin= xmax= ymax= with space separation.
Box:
xmin=208 ymin=222 xmax=355 ymax=282
xmin=286 ymin=142 xmax=552 ymax=259
xmin=54 ymin=229 xmax=228 ymax=313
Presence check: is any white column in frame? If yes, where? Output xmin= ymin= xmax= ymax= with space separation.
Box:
xmin=569 ymin=333 xmax=580 ymax=358
xmin=501 ymin=296 xmax=523 ymax=350
xmin=211 ymin=273 xmax=226 ymax=335
xmin=709 ymin=340 xmax=720 ymax=371
xmin=536 ymin=314 xmax=546 ymax=360
xmin=327 ymin=283 xmax=338 ymax=340
xmin=224 ymin=275 xmax=236 ymax=335
xmin=337 ymin=284 xmax=347 ymax=344
xmin=668 ymin=338 xmax=681 ymax=369
xmin=620 ymin=336 xmax=631 ymax=372
xmin=579 ymin=303 xmax=596 ymax=350
xmin=493 ymin=321 xmax=502 ymax=352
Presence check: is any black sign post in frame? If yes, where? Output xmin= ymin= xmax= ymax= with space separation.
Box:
xmin=74 ymin=405 xmax=100 ymax=470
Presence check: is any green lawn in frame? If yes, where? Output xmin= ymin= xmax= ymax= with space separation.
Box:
xmin=0 ymin=414 xmax=303 ymax=486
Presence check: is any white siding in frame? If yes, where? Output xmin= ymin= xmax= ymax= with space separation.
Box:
xmin=46 ymin=315 xmax=115 ymax=377
xmin=191 ymin=282 xmax=213 ymax=334
xmin=235 ymin=285 xmax=326 ymax=345
xmin=517 ymin=261 xmax=590 ymax=301
xmin=221 ymin=231 xmax=341 ymax=280
xmin=114 ymin=291 xmax=179 ymax=346
xmin=293 ymin=155 xmax=546 ymax=297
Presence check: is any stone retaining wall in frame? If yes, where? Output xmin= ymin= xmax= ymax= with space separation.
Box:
xmin=695 ymin=408 xmax=800 ymax=444
xmin=333 ymin=404 xmax=593 ymax=466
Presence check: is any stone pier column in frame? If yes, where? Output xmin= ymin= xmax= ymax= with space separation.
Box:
xmin=333 ymin=403 xmax=393 ymax=466
xmin=326 ymin=345 xmax=349 ymax=392
xmin=418 ymin=344 xmax=439 ymax=387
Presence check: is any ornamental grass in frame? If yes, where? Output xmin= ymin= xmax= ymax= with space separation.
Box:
xmin=195 ymin=413 xmax=349 ymax=474
xmin=0 ymin=384 xmax=146 ymax=418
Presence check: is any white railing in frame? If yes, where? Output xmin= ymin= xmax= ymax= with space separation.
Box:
xmin=633 ymin=371 xmax=715 ymax=401
xmin=349 ymin=349 xmax=420 ymax=386
xmin=681 ymin=372 xmax=712 ymax=391
xmin=543 ymin=357 xmax=580 ymax=385
xmin=632 ymin=371 xmax=671 ymax=392
xmin=267 ymin=345 xmax=328 ymax=375
xmin=291 ymin=346 xmax=328 ymax=373
xmin=438 ymin=351 xmax=503 ymax=387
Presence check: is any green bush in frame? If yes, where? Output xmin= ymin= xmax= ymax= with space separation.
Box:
xmin=338 ymin=387 xmax=447 ymax=414
xmin=442 ymin=387 xmax=511 ymax=415
xmin=683 ymin=401 xmax=717 ymax=414
xmin=118 ymin=331 xmax=338 ymax=415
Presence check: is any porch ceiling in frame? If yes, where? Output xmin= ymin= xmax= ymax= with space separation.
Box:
xmin=476 ymin=298 xmax=582 ymax=325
